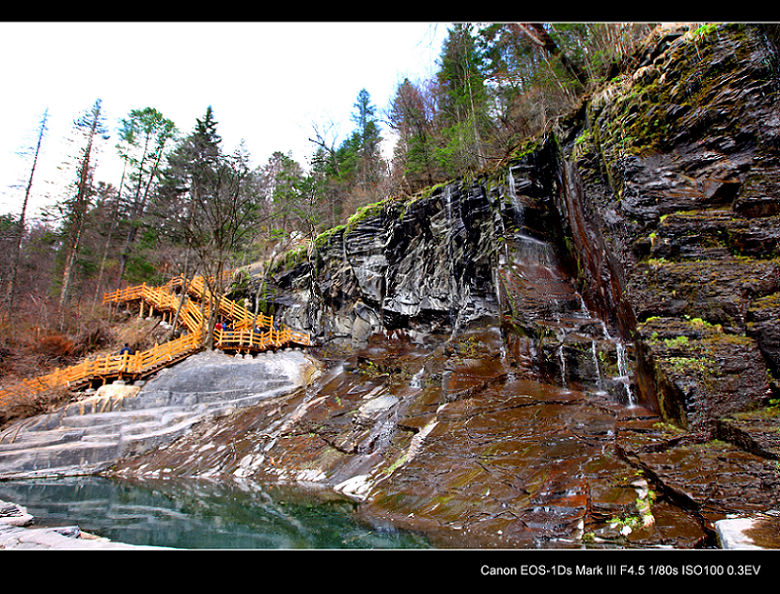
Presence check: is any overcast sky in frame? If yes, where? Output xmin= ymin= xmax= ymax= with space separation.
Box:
xmin=0 ymin=21 xmax=452 ymax=219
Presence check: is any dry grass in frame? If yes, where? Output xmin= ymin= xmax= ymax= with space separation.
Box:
xmin=111 ymin=315 xmax=169 ymax=353
xmin=0 ymin=303 xmax=175 ymax=429
xmin=0 ymin=383 xmax=73 ymax=428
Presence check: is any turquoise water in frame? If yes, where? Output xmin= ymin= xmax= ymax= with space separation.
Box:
xmin=0 ymin=476 xmax=431 ymax=549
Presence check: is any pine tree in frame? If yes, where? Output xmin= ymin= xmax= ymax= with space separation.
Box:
xmin=5 ymin=108 xmax=48 ymax=306
xmin=57 ymin=99 xmax=108 ymax=310
xmin=114 ymin=106 xmax=177 ymax=287
xmin=152 ymin=107 xmax=261 ymax=348
xmin=435 ymin=24 xmax=491 ymax=176
xmin=350 ymin=88 xmax=384 ymax=193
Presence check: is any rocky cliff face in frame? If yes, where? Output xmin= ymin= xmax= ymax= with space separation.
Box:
xmin=265 ymin=134 xmax=635 ymax=403
xmin=262 ymin=23 xmax=780 ymax=434
xmin=270 ymin=179 xmax=504 ymax=343
xmin=109 ymin=24 xmax=780 ymax=549
xmin=561 ymin=23 xmax=780 ymax=435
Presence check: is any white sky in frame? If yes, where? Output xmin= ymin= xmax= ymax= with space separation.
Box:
xmin=0 ymin=21 xmax=452 ymax=220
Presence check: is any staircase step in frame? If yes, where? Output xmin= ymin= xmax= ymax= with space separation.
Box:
xmin=0 ymin=428 xmax=87 ymax=452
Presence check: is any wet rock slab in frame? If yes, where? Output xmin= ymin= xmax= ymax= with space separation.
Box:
xmin=0 ymin=350 xmax=315 ymax=479
xmin=109 ymin=335 xmax=712 ymax=549
xmin=362 ymin=382 xmax=636 ymax=548
xmin=619 ymin=423 xmax=780 ymax=528
xmin=718 ymin=405 xmax=780 ymax=461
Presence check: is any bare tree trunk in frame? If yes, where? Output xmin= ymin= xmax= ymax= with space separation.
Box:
xmin=6 ymin=109 xmax=47 ymax=307
xmin=165 ymin=247 xmax=193 ymax=341
xmin=201 ymin=262 xmax=226 ymax=351
xmin=60 ymin=102 xmax=103 ymax=312
xmin=115 ymin=132 xmax=152 ymax=289
xmin=513 ymin=23 xmax=589 ymax=90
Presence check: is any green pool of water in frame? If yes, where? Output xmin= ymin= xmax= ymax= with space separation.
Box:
xmin=0 ymin=476 xmax=431 ymax=549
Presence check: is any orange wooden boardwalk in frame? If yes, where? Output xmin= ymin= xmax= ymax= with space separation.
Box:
xmin=0 ymin=274 xmax=310 ymax=406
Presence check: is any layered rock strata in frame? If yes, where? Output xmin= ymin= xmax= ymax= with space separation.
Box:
xmin=0 ymin=350 xmax=316 ymax=479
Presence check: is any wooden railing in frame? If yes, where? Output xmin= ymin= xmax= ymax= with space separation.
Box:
xmin=0 ymin=273 xmax=310 ymax=407
xmin=103 ymin=275 xmax=290 ymax=339
xmin=166 ymin=274 xmax=266 ymax=331
xmin=105 ymin=274 xmax=311 ymax=348
xmin=214 ymin=327 xmax=312 ymax=352
xmin=0 ymin=332 xmax=203 ymax=405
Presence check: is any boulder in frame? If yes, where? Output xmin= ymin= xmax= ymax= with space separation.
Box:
xmin=716 ymin=512 xmax=780 ymax=549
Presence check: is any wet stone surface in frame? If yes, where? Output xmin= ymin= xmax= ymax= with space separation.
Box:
xmin=109 ymin=333 xmax=718 ymax=549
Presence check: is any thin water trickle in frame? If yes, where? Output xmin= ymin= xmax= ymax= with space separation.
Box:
xmin=615 ymin=341 xmax=636 ymax=406
xmin=507 ymin=168 xmax=517 ymax=205
xmin=506 ymin=168 xmax=526 ymax=226
xmin=557 ymin=343 xmax=567 ymax=387
xmin=515 ymin=233 xmax=557 ymax=269
xmin=410 ymin=367 xmax=425 ymax=389
xmin=581 ymin=298 xmax=635 ymax=407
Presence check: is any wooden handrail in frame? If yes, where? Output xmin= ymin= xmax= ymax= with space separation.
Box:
xmin=0 ymin=332 xmax=204 ymax=406
xmin=0 ymin=273 xmax=312 ymax=407
xmin=103 ymin=274 xmax=309 ymax=345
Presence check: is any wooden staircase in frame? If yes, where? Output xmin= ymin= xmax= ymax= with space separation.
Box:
xmin=0 ymin=274 xmax=311 ymax=407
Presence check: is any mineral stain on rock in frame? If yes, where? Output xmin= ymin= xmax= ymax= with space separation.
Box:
xmin=109 ymin=332 xmax=708 ymax=548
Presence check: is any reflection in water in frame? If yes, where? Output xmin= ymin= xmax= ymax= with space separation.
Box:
xmin=0 ymin=476 xmax=431 ymax=549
